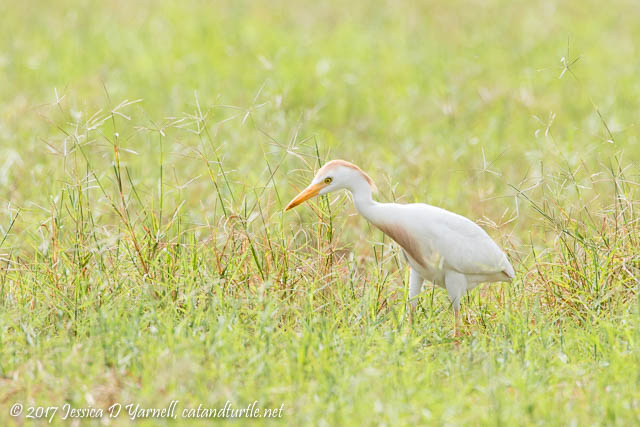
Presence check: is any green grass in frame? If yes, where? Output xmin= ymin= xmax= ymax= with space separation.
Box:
xmin=1 ymin=0 xmax=640 ymax=425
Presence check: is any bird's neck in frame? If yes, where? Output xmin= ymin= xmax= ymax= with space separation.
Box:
xmin=348 ymin=181 xmax=384 ymax=225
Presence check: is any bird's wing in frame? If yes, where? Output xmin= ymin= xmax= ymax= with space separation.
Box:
xmin=406 ymin=204 xmax=512 ymax=276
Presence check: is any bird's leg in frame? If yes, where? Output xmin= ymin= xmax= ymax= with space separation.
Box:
xmin=453 ymin=308 xmax=461 ymax=337
xmin=444 ymin=270 xmax=467 ymax=338
xmin=408 ymin=267 xmax=424 ymax=323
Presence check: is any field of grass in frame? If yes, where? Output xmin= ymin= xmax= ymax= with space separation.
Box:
xmin=1 ymin=0 xmax=639 ymax=425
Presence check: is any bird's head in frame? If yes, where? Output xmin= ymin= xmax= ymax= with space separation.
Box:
xmin=285 ymin=159 xmax=376 ymax=211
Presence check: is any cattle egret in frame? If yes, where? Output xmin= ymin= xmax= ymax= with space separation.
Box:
xmin=285 ymin=160 xmax=514 ymax=336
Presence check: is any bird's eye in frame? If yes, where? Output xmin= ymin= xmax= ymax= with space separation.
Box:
xmin=324 ymin=177 xmax=333 ymax=184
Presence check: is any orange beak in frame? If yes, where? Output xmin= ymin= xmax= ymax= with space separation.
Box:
xmin=285 ymin=183 xmax=327 ymax=211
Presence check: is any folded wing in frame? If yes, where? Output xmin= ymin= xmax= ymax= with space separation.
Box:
xmin=410 ymin=204 xmax=513 ymax=278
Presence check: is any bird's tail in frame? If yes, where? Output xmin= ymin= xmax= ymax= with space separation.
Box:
xmin=502 ymin=257 xmax=515 ymax=281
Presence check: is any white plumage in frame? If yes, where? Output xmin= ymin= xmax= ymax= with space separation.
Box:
xmin=286 ymin=160 xmax=514 ymax=335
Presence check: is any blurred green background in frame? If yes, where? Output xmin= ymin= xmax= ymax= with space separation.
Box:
xmin=2 ymin=0 xmax=638 ymax=227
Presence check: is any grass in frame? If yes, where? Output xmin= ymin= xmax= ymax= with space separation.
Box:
xmin=1 ymin=0 xmax=640 ymax=424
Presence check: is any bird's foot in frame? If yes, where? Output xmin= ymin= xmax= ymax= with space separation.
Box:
xmin=407 ymin=301 xmax=417 ymax=325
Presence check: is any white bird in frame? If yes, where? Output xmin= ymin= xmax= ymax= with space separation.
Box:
xmin=285 ymin=160 xmax=514 ymax=336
